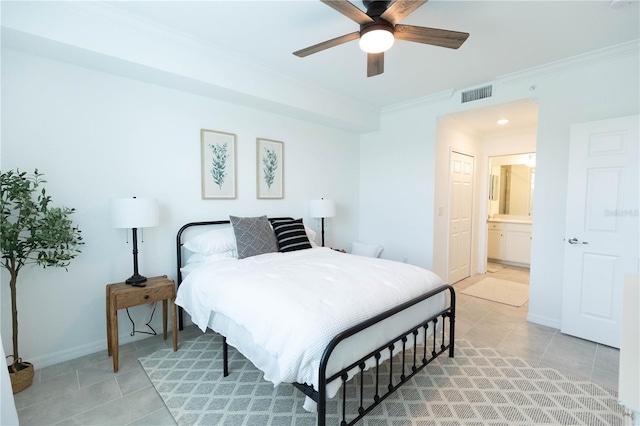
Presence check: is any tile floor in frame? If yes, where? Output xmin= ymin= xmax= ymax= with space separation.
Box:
xmin=13 ymin=265 xmax=620 ymax=425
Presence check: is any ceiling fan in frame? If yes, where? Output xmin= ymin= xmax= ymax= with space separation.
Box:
xmin=293 ymin=0 xmax=469 ymax=77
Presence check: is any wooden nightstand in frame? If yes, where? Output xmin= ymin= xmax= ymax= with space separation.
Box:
xmin=106 ymin=275 xmax=178 ymax=372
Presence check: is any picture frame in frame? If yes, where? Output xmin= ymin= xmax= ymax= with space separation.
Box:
xmin=201 ymin=129 xmax=237 ymax=199
xmin=256 ymin=138 xmax=284 ymax=199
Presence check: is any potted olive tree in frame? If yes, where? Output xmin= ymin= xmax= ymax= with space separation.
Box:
xmin=1 ymin=169 xmax=83 ymax=392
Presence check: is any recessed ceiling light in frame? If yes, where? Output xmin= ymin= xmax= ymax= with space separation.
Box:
xmin=497 ymin=119 xmax=509 ymax=125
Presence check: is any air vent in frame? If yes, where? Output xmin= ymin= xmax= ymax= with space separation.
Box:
xmin=461 ymin=85 xmax=493 ymax=103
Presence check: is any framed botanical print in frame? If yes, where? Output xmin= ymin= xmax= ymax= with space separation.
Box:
xmin=201 ymin=129 xmax=236 ymax=199
xmin=256 ymin=138 xmax=284 ymax=199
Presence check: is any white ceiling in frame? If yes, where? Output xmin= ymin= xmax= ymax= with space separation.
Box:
xmin=105 ymin=0 xmax=639 ymax=109
xmin=446 ymin=98 xmax=539 ymax=135
xmin=2 ymin=1 xmax=637 ymax=133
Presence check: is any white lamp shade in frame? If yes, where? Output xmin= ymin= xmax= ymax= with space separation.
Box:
xmin=110 ymin=198 xmax=159 ymax=229
xmin=309 ymin=199 xmax=336 ymax=218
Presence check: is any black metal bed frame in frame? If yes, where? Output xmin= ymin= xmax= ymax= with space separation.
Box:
xmin=176 ymin=219 xmax=456 ymax=426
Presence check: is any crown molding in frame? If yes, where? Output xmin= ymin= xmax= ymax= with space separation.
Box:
xmin=499 ymin=39 xmax=639 ymax=85
xmin=381 ymin=39 xmax=638 ymax=113
xmin=382 ymin=89 xmax=455 ymax=114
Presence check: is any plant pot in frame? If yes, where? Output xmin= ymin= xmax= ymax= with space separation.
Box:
xmin=8 ymin=359 xmax=34 ymax=393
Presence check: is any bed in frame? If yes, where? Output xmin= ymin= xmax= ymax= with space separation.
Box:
xmin=175 ymin=216 xmax=456 ymax=425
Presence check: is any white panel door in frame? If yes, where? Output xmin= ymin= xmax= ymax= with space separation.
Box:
xmin=561 ymin=115 xmax=639 ymax=348
xmin=448 ymin=151 xmax=474 ymax=284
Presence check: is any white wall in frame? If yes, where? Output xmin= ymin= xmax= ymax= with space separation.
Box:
xmin=360 ymin=44 xmax=639 ymax=327
xmin=358 ymin=105 xmax=440 ymax=268
xmin=0 ymin=48 xmax=361 ymax=367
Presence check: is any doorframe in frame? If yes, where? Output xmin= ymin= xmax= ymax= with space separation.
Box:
xmin=482 ymin=152 xmax=537 ymax=271
xmin=433 ymin=100 xmax=539 ymax=284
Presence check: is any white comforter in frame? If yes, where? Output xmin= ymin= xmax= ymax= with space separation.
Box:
xmin=176 ymin=247 xmax=444 ymax=405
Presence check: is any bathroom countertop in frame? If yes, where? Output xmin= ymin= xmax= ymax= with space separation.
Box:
xmin=487 ymin=218 xmax=533 ymax=224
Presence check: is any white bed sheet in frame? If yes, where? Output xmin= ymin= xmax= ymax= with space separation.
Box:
xmin=176 ymin=247 xmax=445 ymax=410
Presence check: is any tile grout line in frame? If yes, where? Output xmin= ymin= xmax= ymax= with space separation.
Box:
xmin=52 ymin=377 xmax=127 ymax=426
xmin=590 ymin=344 xmax=600 ymax=382
xmin=538 ymin=327 xmax=558 ymax=366
xmin=124 ymin=407 xmax=172 ymax=426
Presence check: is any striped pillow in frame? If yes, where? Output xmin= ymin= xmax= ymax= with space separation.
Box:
xmin=272 ymin=219 xmax=312 ymax=252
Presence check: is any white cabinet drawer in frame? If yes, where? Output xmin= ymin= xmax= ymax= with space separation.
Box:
xmin=488 ymin=222 xmax=505 ymax=230
xmin=506 ymin=223 xmax=532 ymax=233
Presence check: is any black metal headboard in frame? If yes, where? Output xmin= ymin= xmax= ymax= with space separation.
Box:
xmin=175 ymin=217 xmax=293 ymax=329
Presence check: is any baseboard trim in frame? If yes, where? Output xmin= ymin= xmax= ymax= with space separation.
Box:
xmin=27 ymin=330 xmax=166 ymax=370
xmin=526 ymin=312 xmax=561 ymax=330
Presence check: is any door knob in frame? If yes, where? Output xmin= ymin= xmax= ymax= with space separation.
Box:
xmin=568 ymin=237 xmax=588 ymax=245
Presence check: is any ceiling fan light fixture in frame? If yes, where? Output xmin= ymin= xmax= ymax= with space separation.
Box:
xmin=359 ymin=28 xmax=394 ymax=53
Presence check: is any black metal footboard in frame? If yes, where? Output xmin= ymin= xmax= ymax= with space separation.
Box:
xmin=220 ymin=283 xmax=454 ymax=425
xmin=311 ymin=284 xmax=455 ymax=426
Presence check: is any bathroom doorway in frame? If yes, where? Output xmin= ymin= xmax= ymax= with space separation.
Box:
xmin=486 ymin=153 xmax=535 ymax=268
xmin=435 ymin=98 xmax=538 ymax=284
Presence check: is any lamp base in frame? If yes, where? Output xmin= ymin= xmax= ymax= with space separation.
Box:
xmin=125 ymin=274 xmax=147 ymax=287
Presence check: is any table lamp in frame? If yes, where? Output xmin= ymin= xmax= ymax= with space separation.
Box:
xmin=110 ymin=197 xmax=159 ymax=286
xmin=309 ymin=198 xmax=336 ymax=247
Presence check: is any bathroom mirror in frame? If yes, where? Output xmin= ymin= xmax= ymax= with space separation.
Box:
xmin=488 ymin=153 xmax=535 ymax=217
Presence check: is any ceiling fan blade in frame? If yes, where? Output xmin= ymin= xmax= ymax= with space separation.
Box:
xmin=321 ymin=0 xmax=374 ymax=25
xmin=394 ymin=24 xmax=469 ymax=49
xmin=293 ymin=32 xmax=360 ymax=57
xmin=367 ymin=52 xmax=384 ymax=77
xmin=381 ymin=1 xmax=428 ymax=25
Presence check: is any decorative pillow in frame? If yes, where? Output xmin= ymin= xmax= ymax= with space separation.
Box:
xmin=229 ymin=215 xmax=279 ymax=259
xmin=350 ymin=242 xmax=384 ymax=258
xmin=272 ymin=219 xmax=313 ymax=252
xmin=304 ymin=225 xmax=318 ymax=247
xmin=183 ymin=227 xmax=236 ymax=255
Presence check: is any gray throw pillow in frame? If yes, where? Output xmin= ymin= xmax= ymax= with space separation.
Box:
xmin=229 ymin=215 xmax=279 ymax=259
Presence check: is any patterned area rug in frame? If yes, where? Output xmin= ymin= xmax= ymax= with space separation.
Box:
xmin=461 ymin=277 xmax=529 ymax=307
xmin=139 ymin=333 xmax=624 ymax=426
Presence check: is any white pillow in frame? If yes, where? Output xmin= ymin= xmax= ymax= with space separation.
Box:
xmin=350 ymin=242 xmax=384 ymax=258
xmin=186 ymin=250 xmax=236 ymax=264
xmin=305 ymin=225 xmax=318 ymax=247
xmin=183 ymin=227 xmax=237 ymax=255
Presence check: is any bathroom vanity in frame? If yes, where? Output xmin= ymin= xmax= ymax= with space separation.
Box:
xmin=487 ymin=218 xmax=532 ymax=266
xmin=487 ymin=153 xmax=535 ymax=267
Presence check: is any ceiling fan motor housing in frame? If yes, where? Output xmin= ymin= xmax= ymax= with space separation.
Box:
xmin=363 ymin=0 xmax=393 ymax=16
xmin=361 ymin=0 xmax=395 ymax=39
xmin=360 ymin=18 xmax=395 ymax=38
